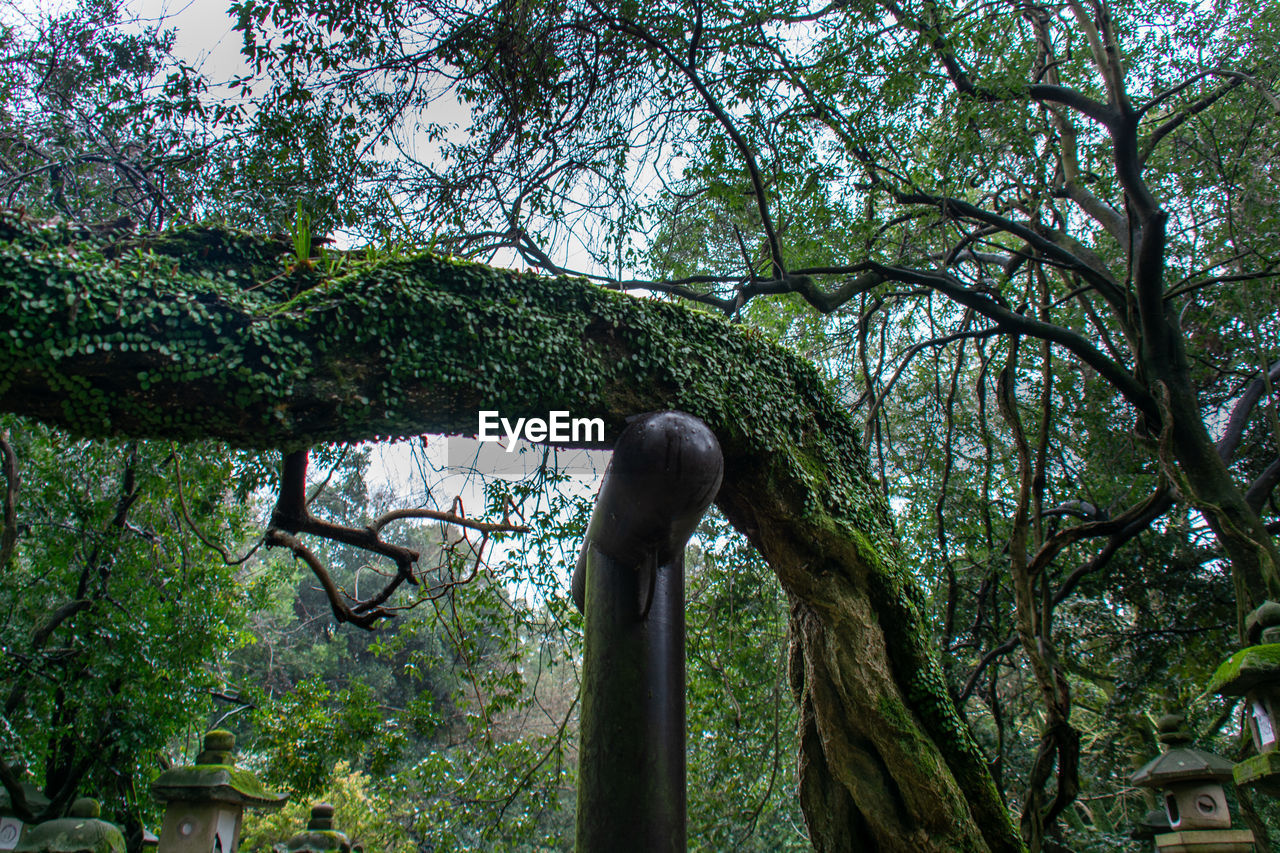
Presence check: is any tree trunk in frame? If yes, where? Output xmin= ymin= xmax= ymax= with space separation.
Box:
xmin=0 ymin=217 xmax=1023 ymax=851
xmin=1138 ymin=298 xmax=1280 ymax=625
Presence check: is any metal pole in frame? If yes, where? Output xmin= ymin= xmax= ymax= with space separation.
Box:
xmin=572 ymin=411 xmax=723 ymax=853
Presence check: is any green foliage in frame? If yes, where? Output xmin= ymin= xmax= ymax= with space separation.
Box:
xmin=9 ymin=0 xmax=1280 ymax=847
xmin=239 ymin=761 xmax=413 ymax=852
xmin=0 ymin=419 xmax=252 ymax=836
xmin=250 ymin=678 xmax=384 ymax=796
xmin=685 ymin=514 xmax=807 ymax=851
xmin=0 ymin=0 xmax=211 ymax=228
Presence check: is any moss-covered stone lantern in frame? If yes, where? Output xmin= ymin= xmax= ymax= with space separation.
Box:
xmin=13 ymin=798 xmax=124 ymax=853
xmin=275 ymin=804 xmax=358 ymax=853
xmin=1129 ymin=714 xmax=1255 ymax=852
xmin=1208 ymin=600 xmax=1280 ymax=798
xmin=150 ymin=730 xmax=287 ymax=852
xmin=0 ymin=761 xmax=50 ymax=850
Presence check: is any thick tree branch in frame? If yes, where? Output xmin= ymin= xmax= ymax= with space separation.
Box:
xmin=1217 ymin=360 xmax=1280 ymax=464
xmin=0 ymin=431 xmax=16 ymax=571
xmin=1030 ymin=486 xmax=1174 ymax=579
xmin=895 ymin=191 xmax=1126 ymax=310
xmin=1246 ymin=458 xmax=1280 ymax=513
xmin=865 ymin=262 xmax=1155 ymax=419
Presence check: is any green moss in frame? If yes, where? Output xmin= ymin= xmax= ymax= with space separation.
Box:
xmin=282 ymin=829 xmax=352 ymax=851
xmin=151 ymin=765 xmax=287 ymax=807
xmin=1233 ymin=751 xmax=1280 ymax=797
xmin=1208 ymin=643 xmax=1280 ymax=695
xmin=14 ymin=817 xmax=125 ymax=852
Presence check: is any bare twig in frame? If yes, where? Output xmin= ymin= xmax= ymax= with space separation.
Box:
xmin=265 ymin=449 xmax=529 ymax=629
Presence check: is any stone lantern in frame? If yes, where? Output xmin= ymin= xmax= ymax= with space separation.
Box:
xmin=1129 ymin=714 xmax=1255 ymax=852
xmin=274 ymin=804 xmax=358 ymax=853
xmin=150 ymin=730 xmax=287 ymax=853
xmin=0 ymin=762 xmax=50 ymax=850
xmin=1208 ymin=599 xmax=1280 ymax=798
xmin=13 ymin=798 xmax=124 ymax=853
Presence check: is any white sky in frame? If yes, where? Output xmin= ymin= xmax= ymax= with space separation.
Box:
xmin=134 ymin=0 xmax=247 ymax=82
xmin=111 ymin=0 xmax=613 ymax=554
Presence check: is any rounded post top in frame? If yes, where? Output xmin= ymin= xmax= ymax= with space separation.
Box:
xmin=204 ymin=730 xmax=235 ymax=752
xmin=281 ymin=803 xmax=354 ymax=852
xmin=572 ymin=411 xmax=723 ymax=612
xmin=69 ymin=798 xmax=101 ymax=819
xmin=1247 ymin=600 xmax=1280 ymax=644
xmin=1156 ymin=713 xmax=1191 ymax=746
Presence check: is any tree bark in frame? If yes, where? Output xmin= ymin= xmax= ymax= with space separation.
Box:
xmin=1135 ymin=284 xmax=1280 ymax=625
xmin=0 ymin=216 xmax=1023 ymax=851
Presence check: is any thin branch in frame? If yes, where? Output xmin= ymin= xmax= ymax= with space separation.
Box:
xmin=596 ymin=3 xmax=788 ymax=281
xmin=1029 ymin=486 xmax=1173 ymax=578
xmin=1141 ymin=76 xmax=1243 ymax=160
xmin=263 ymin=529 xmax=385 ymax=629
xmin=1051 ymin=492 xmax=1175 ymax=607
xmin=895 ymin=192 xmax=1125 ymax=307
xmin=959 ymin=636 xmax=1020 ymax=704
xmin=172 ymin=453 xmax=264 ymax=566
xmin=1245 ymin=458 xmax=1280 ymax=513
xmin=865 ymin=261 xmax=1155 ymax=419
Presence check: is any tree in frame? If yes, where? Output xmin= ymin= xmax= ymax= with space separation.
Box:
xmin=218 ymin=0 xmax=1280 ymax=845
xmin=4 ymin=0 xmax=1280 ymax=848
xmin=0 ymin=421 xmax=255 ymax=849
xmin=0 ymin=0 xmax=214 ymax=229
xmin=0 ymin=212 xmax=1020 ymax=851
xmin=235 ymin=455 xmax=586 ymax=851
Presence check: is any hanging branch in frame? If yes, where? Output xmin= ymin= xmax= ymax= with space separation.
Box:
xmin=265 ymin=449 xmax=530 ymax=629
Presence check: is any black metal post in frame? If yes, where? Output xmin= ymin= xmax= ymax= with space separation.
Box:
xmin=572 ymin=411 xmax=723 ymax=853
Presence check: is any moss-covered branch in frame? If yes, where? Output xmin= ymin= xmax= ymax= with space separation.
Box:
xmin=0 ymin=212 xmax=1021 ymax=851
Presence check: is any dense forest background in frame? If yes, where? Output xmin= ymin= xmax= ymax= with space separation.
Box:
xmin=1 ymin=0 xmax=1279 ymax=850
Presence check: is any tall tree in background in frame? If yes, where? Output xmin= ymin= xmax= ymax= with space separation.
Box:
xmin=0 ymin=422 xmax=254 ymax=849
xmin=0 ymin=0 xmax=216 ymax=228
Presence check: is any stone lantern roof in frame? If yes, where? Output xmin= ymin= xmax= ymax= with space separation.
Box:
xmin=1208 ymin=644 xmax=1280 ymax=695
xmin=1130 ymin=715 xmax=1234 ymax=788
xmin=14 ymin=798 xmax=124 ymax=853
xmin=279 ymin=804 xmax=356 ymax=852
xmin=0 ymin=757 xmax=51 ymax=818
xmin=0 ymin=781 xmax=50 ymax=816
xmin=1208 ymin=601 xmax=1280 ymax=696
xmin=150 ymin=730 xmax=287 ymax=809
